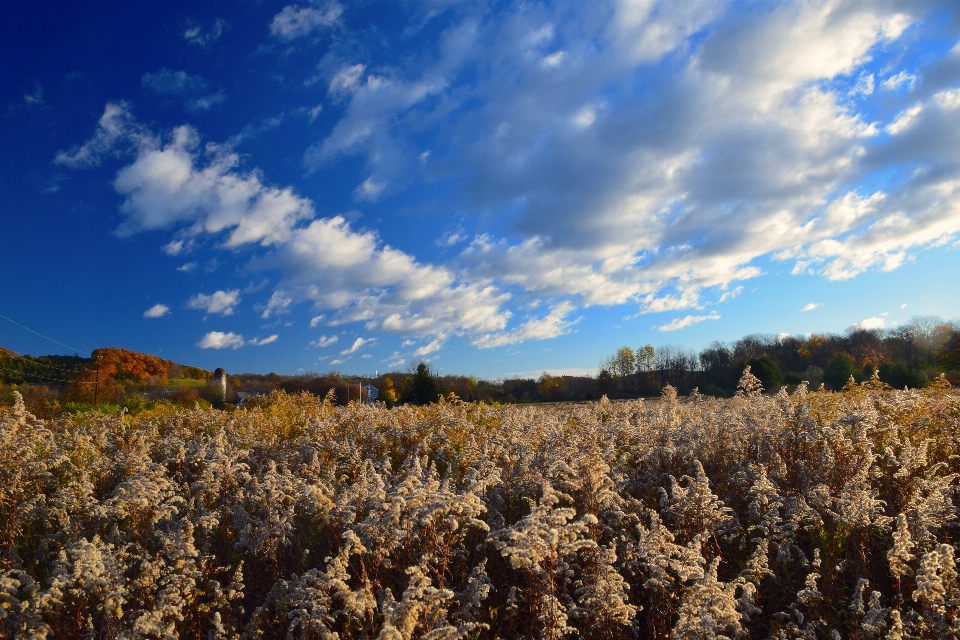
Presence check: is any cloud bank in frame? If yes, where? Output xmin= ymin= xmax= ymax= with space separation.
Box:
xmin=60 ymin=0 xmax=960 ymax=356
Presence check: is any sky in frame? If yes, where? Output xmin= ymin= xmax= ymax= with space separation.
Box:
xmin=3 ymin=0 xmax=960 ymax=379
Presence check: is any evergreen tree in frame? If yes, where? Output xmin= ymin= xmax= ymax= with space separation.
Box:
xmin=824 ymin=352 xmax=858 ymax=389
xmin=411 ymin=361 xmax=439 ymax=405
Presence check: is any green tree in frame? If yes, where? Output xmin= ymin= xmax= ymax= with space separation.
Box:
xmin=824 ymin=352 xmax=857 ymax=390
xmin=746 ymin=356 xmax=784 ymax=392
xmin=611 ymin=346 xmax=636 ymax=379
xmin=635 ymin=344 xmax=655 ymax=372
xmin=411 ymin=361 xmax=440 ymax=405
xmin=596 ymin=369 xmax=612 ymax=396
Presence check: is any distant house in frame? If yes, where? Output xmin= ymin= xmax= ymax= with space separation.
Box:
xmin=363 ymin=384 xmax=379 ymax=403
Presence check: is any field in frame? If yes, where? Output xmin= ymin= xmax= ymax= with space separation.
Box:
xmin=2 ymin=370 xmax=960 ymax=639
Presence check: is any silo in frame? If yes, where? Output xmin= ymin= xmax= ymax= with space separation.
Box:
xmin=213 ymin=368 xmax=227 ymax=403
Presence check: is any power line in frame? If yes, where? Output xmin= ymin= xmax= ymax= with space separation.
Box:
xmin=0 ymin=313 xmax=91 ymax=356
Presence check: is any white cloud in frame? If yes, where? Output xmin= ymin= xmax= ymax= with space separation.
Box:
xmin=849 ymin=72 xmax=874 ymax=97
xmin=328 ymin=64 xmax=366 ymax=96
xmin=261 ymin=292 xmax=294 ymax=318
xmin=270 ymin=3 xmax=342 ymax=40
xmin=471 ymin=302 xmax=578 ymax=348
xmin=311 ymin=335 xmax=338 ymax=348
xmin=309 ymin=314 xmax=325 ymax=327
xmin=197 ymin=331 xmax=245 ymax=349
xmin=654 ymin=311 xmax=721 ymax=332
xmin=882 ymin=70 xmax=916 ymax=92
xmin=354 ymin=177 xmax=386 ymax=201
xmin=341 ymin=337 xmax=375 ymax=354
xmin=438 ymin=228 xmax=466 ymax=246
xmin=177 ymin=262 xmax=198 ymax=272
xmin=59 ymin=3 xmax=960 ymax=356
xmin=142 ymin=69 xmax=208 ymax=95
xmin=54 ymin=102 xmax=150 ymax=168
xmin=401 ymin=339 xmax=416 ymax=347
xmin=103 ymin=113 xmax=314 ymax=246
xmin=23 ymin=83 xmax=44 ymax=106
xmin=187 ymin=289 xmax=240 ymax=316
xmin=184 ymin=19 xmax=225 ymax=46
xmin=413 ymin=339 xmax=443 ymax=356
xmin=718 ymin=286 xmax=743 ymax=303
xmin=186 ymin=90 xmax=226 ymax=112
xmin=249 ymin=334 xmax=279 ymax=345
xmin=851 ymin=316 xmax=886 ymax=331
xmin=541 ymin=50 xmax=567 ymax=68
xmin=800 ymin=302 xmax=822 ymax=312
xmin=143 ymin=304 xmax=170 ymax=318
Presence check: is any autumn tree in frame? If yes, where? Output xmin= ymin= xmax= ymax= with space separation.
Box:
xmin=380 ymin=377 xmax=398 ymax=404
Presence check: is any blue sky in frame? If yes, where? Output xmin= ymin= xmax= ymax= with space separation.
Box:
xmin=3 ymin=0 xmax=960 ymax=379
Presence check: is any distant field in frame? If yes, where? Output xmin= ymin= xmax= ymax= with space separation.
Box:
xmin=164 ymin=377 xmax=207 ymax=389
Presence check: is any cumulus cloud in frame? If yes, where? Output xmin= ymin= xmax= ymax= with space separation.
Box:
xmin=413 ymin=339 xmax=443 ymax=356
xmin=270 ymin=3 xmax=342 ymax=40
xmin=83 ymin=106 xmax=316 ymax=246
xmin=655 ymin=311 xmax=721 ymax=332
xmin=143 ymin=304 xmax=170 ymax=318
xmin=142 ymin=69 xmax=224 ymax=113
xmin=54 ymin=102 xmax=150 ymax=168
xmin=882 ymin=70 xmax=916 ymax=92
xmin=59 ymin=2 xmax=960 ymax=356
xmin=187 ymin=290 xmax=241 ymax=316
xmin=197 ymin=331 xmax=245 ymax=349
xmin=309 ymin=315 xmax=325 ymax=327
xmin=249 ymin=334 xmax=278 ymax=345
xmin=340 ymin=337 xmax=375 ymax=354
xmin=718 ymin=286 xmax=743 ymax=303
xmin=184 ymin=19 xmax=225 ymax=46
xmin=186 ymin=90 xmax=226 ymax=112
xmin=852 ymin=316 xmax=886 ymax=331
xmin=311 ymin=335 xmax=338 ymax=347
xmin=800 ymin=302 xmax=822 ymax=312
xmin=471 ymin=302 xmax=578 ymax=348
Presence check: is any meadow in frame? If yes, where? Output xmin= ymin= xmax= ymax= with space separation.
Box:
xmin=2 ymin=370 xmax=959 ymax=639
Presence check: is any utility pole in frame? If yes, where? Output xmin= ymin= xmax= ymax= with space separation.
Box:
xmin=94 ymin=355 xmax=100 ymax=405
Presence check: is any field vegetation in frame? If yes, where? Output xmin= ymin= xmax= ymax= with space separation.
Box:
xmin=3 ymin=369 xmax=960 ymax=638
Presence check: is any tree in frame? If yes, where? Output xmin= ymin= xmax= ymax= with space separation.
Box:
xmin=538 ymin=373 xmax=562 ymax=402
xmin=747 ymin=356 xmax=784 ymax=392
xmin=824 ymin=352 xmax=858 ymax=390
xmin=611 ymin=347 xmax=636 ymax=379
xmin=380 ymin=377 xmax=398 ymax=404
xmin=411 ymin=361 xmax=440 ymax=405
xmin=596 ymin=369 xmax=612 ymax=396
xmin=635 ymin=344 xmax=655 ymax=372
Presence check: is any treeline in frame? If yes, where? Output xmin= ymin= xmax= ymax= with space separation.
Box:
xmin=0 ymin=347 xmax=88 ymax=385
xmin=4 ymin=315 xmax=959 ymax=415
xmin=599 ymin=315 xmax=960 ymax=398
xmin=225 ymin=362 xmax=599 ymax=407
